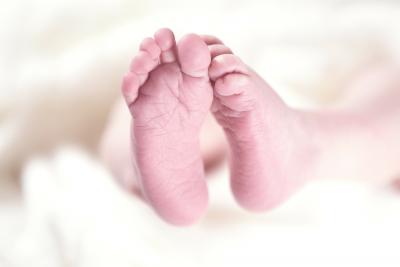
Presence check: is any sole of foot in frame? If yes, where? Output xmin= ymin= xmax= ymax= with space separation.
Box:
xmin=122 ymin=29 xmax=213 ymax=225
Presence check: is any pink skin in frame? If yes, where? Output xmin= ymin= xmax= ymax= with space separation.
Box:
xmin=204 ymin=37 xmax=315 ymax=210
xmin=117 ymin=28 xmax=400 ymax=226
xmin=206 ymin=38 xmax=400 ymax=210
xmin=122 ymin=29 xmax=213 ymax=225
xmin=121 ymin=29 xmax=313 ymax=222
xmin=99 ymin=99 xmax=226 ymax=197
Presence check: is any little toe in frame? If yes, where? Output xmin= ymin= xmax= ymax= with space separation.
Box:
xmin=209 ymin=54 xmax=249 ymax=81
xmin=130 ymin=51 xmax=158 ymax=74
xmin=122 ymin=72 xmax=140 ymax=106
xmin=177 ymin=33 xmax=211 ymax=78
xmin=200 ymin=34 xmax=224 ymax=45
xmin=154 ymin=28 xmax=177 ymax=63
xmin=209 ymin=44 xmax=233 ymax=59
xmin=140 ymin=37 xmax=161 ymax=60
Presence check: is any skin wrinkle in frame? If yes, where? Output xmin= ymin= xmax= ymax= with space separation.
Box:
xmin=111 ymin=30 xmax=400 ymax=225
xmin=206 ymin=49 xmax=313 ymax=211
xmin=136 ymin=98 xmax=181 ymax=133
xmin=127 ymin=82 xmax=155 ymax=111
xmin=130 ymin=28 xmax=400 ymax=222
xmin=155 ymin=76 xmax=202 ymax=132
xmin=161 ymin=70 xmax=179 ymax=98
xmin=146 ymin=164 xmax=203 ymax=199
xmin=123 ymin=30 xmax=212 ymax=224
xmin=160 ymin=102 xmax=180 ymax=130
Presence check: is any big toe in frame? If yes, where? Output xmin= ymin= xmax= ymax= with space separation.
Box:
xmin=177 ymin=34 xmax=211 ymax=78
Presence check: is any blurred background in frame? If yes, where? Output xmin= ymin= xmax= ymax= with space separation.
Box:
xmin=1 ymin=0 xmax=400 ymax=266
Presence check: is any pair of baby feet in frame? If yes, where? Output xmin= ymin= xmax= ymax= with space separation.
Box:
xmin=122 ymin=28 xmax=313 ymax=225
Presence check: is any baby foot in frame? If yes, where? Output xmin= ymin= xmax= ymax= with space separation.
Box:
xmin=205 ymin=36 xmax=317 ymax=211
xmin=121 ymin=29 xmax=213 ymax=225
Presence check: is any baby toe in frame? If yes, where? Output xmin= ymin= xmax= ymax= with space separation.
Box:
xmin=209 ymin=44 xmax=233 ymax=59
xmin=200 ymin=34 xmax=224 ymax=45
xmin=215 ymin=73 xmax=248 ymax=96
xmin=122 ymin=72 xmax=140 ymax=105
xmin=154 ymin=28 xmax=177 ymax=63
xmin=130 ymin=51 xmax=158 ymax=74
xmin=140 ymin=37 xmax=161 ymax=60
xmin=209 ymin=54 xmax=249 ymax=81
xmin=177 ymin=33 xmax=211 ymax=78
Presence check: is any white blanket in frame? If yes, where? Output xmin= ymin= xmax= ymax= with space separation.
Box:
xmin=5 ymin=147 xmax=400 ymax=267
